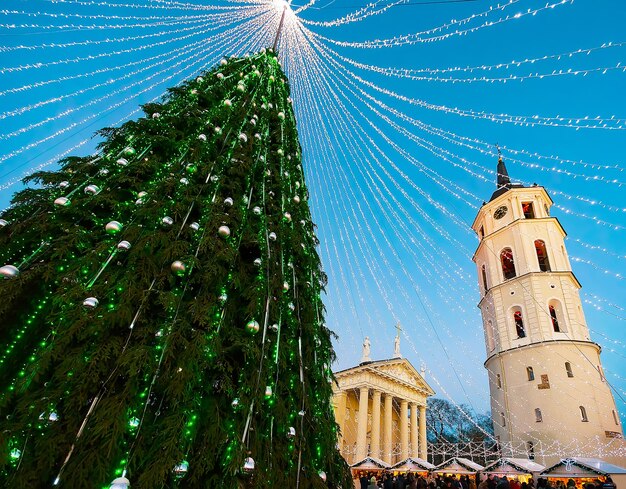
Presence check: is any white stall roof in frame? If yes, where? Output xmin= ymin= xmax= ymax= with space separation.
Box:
xmin=484 ymin=458 xmax=546 ymax=475
xmin=351 ymin=457 xmax=391 ymax=470
xmin=391 ymin=457 xmax=437 ymax=472
xmin=540 ymin=458 xmax=626 ymax=478
xmin=435 ymin=457 xmax=485 ymax=474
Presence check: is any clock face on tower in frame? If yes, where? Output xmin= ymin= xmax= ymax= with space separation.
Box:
xmin=493 ymin=206 xmax=508 ymax=219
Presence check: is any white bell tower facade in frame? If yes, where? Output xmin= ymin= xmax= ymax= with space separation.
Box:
xmin=472 ymin=157 xmax=622 ymax=462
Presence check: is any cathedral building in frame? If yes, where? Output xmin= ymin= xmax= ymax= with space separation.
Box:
xmin=332 ymin=333 xmax=434 ymax=466
xmin=472 ymin=157 xmax=623 ymax=464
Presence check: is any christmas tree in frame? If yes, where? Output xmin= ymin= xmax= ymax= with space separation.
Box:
xmin=0 ymin=50 xmax=351 ymax=489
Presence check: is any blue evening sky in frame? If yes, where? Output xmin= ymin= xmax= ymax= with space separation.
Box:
xmin=0 ymin=0 xmax=624 ymax=425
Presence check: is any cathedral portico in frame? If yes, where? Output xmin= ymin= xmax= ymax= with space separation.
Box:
xmin=332 ymin=335 xmax=434 ymax=465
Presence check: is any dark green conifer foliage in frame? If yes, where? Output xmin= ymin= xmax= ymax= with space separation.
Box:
xmin=0 ymin=50 xmax=351 ymax=489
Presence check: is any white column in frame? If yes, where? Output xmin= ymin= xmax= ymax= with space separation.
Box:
xmin=400 ymin=399 xmax=409 ymax=460
xmin=336 ymin=391 xmax=348 ymax=450
xmin=355 ymin=387 xmax=369 ymax=461
xmin=383 ymin=394 xmax=393 ymax=464
xmin=410 ymin=402 xmax=419 ymax=458
xmin=419 ymin=404 xmax=427 ymax=460
xmin=370 ymin=390 xmax=382 ymax=459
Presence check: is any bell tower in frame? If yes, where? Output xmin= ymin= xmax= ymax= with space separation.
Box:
xmin=472 ymin=155 xmax=622 ymax=462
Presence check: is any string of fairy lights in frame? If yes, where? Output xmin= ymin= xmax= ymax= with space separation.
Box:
xmin=0 ymin=0 xmax=624 ymax=469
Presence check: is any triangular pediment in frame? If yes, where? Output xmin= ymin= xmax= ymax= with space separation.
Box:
xmin=335 ymin=357 xmax=435 ymax=397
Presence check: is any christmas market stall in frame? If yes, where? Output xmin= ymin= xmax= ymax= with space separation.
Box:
xmin=434 ymin=457 xmax=485 ymax=476
xmin=391 ymin=457 xmax=436 ymax=476
xmin=351 ymin=456 xmax=392 ymax=481
xmin=540 ymin=458 xmax=626 ymax=489
xmin=483 ymin=457 xmax=546 ymax=483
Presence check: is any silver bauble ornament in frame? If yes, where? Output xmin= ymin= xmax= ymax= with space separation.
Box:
xmin=123 ymin=146 xmax=135 ymax=156
xmin=171 ymin=261 xmax=185 ymax=275
xmin=288 ymin=302 xmax=295 ymax=311
xmin=59 ymin=181 xmax=70 ymax=189
xmin=99 ymin=169 xmax=109 ymax=176
xmin=254 ymin=69 xmax=261 ymax=77
xmin=220 ymin=58 xmax=228 ymax=66
xmin=216 ymin=72 xmax=224 ymax=80
xmin=254 ymin=133 xmax=261 ymax=140
xmin=110 ymin=476 xmax=130 ymax=489
xmin=252 ymin=206 xmax=262 ymax=215
xmin=190 ymin=89 xmax=197 ymax=95
xmin=214 ymin=126 xmax=222 ymax=134
xmin=253 ymin=258 xmax=262 ymax=266
xmin=295 ymin=181 xmax=301 ymax=188
xmin=269 ymin=75 xmax=275 ymax=82
xmin=238 ymin=133 xmax=247 ymax=143
xmin=264 ymin=385 xmax=273 ymax=398
xmin=270 ymin=323 xmax=279 ymax=332
xmin=219 ymin=293 xmax=227 ymax=302
xmin=174 ymin=461 xmax=189 ymax=474
xmin=224 ymin=99 xmax=232 ymax=107
xmin=231 ymin=398 xmax=239 ymax=407
xmin=223 ymin=197 xmax=233 ymax=206
xmin=261 ymin=103 xmax=267 ymax=110
xmin=319 ymin=471 xmax=327 ymax=482
xmin=105 ymin=221 xmax=123 ymax=234
xmin=84 ymin=184 xmax=100 ymax=195
xmin=138 ymin=191 xmax=147 ymax=198
xmin=249 ymin=118 xmax=256 ymax=126
xmin=237 ymin=84 xmax=245 ymax=92
xmin=298 ymin=410 xmax=305 ymax=416
xmin=243 ymin=457 xmax=255 ymax=472
xmin=0 ymin=265 xmax=19 ymax=279
xmin=268 ymin=102 xmax=274 ymax=109
xmin=117 ymin=240 xmax=131 ymax=251
xmin=293 ymin=195 xmax=300 ymax=203
xmin=282 ymin=282 xmax=289 ymax=291
xmin=116 ymin=158 xmax=129 ymax=167
xmin=54 ymin=196 xmax=70 ymax=207
xmin=83 ymin=297 xmax=99 ymax=309
xmin=277 ymin=148 xmax=284 ymax=156
xmin=9 ymin=448 xmax=21 ymax=460
xmin=162 ymin=216 xmax=174 ymax=226
xmin=284 ymin=212 xmax=291 ymax=222
xmin=196 ymin=76 xmax=204 ymax=83
xmin=48 ymin=412 xmax=58 ymax=422
xmin=210 ymin=175 xmax=219 ymax=182
xmin=0 ymin=219 xmax=8 ymax=228
xmin=287 ymin=427 xmax=296 ymax=439
xmin=198 ymin=133 xmax=207 ymax=141
xmin=179 ymin=177 xmax=189 ymax=185
xmin=218 ymin=225 xmax=231 ymax=237
xmin=268 ymin=232 xmax=277 ymax=241
xmin=189 ymin=222 xmax=200 ymax=231
xmin=152 ymin=112 xmax=160 ymax=118
xmin=277 ymin=111 xmax=285 ymax=120
xmin=245 ymin=320 xmax=260 ymax=334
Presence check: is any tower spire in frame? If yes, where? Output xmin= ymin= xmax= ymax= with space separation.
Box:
xmin=496 ymin=144 xmax=511 ymax=189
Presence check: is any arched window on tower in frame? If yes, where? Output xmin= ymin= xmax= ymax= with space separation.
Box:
xmin=522 ymin=202 xmax=535 ymax=219
xmin=486 ymin=320 xmax=495 ymax=351
xmin=613 ymin=410 xmax=620 ymax=425
xmin=501 ymin=412 xmax=506 ymax=427
xmin=535 ymin=408 xmax=543 ymax=422
xmin=549 ymin=305 xmax=560 ymax=332
xmin=580 ymin=406 xmax=588 ymax=422
xmin=501 ymin=248 xmax=516 ymax=280
xmin=481 ymin=264 xmax=489 ymax=294
xmin=513 ymin=308 xmax=526 ymax=338
xmin=527 ymin=441 xmax=535 ymax=460
xmin=535 ymin=240 xmax=551 ymax=272
xmin=565 ymin=362 xmax=574 ymax=378
xmin=527 ymin=366 xmax=535 ymax=381
xmin=496 ymin=374 xmax=502 ymax=388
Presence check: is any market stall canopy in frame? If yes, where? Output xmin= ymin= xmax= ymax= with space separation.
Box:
xmin=391 ymin=457 xmax=436 ymax=472
xmin=434 ymin=457 xmax=485 ymax=475
xmin=351 ymin=456 xmax=391 ymax=470
xmin=540 ymin=458 xmax=626 ymax=478
xmin=483 ymin=458 xmax=546 ymax=475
